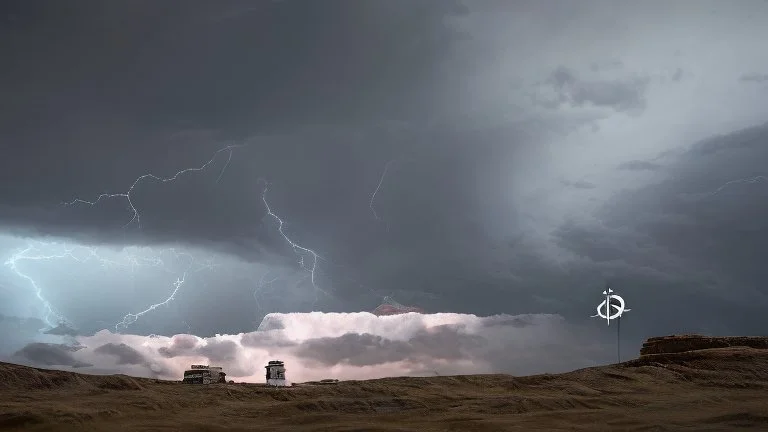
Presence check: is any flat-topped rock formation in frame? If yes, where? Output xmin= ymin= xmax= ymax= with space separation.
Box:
xmin=640 ymin=334 xmax=768 ymax=356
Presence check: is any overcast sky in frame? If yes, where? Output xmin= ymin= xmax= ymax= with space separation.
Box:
xmin=2 ymin=0 xmax=768 ymax=381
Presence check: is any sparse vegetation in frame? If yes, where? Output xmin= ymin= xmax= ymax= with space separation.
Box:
xmin=0 ymin=336 xmax=767 ymax=431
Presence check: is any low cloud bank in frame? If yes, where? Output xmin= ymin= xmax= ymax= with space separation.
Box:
xmin=8 ymin=312 xmax=608 ymax=382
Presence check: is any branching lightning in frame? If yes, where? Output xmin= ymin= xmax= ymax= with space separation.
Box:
xmin=4 ymin=245 xmax=75 ymax=329
xmin=261 ymin=184 xmax=330 ymax=300
xmin=3 ymin=242 xmax=216 ymax=332
xmin=54 ymin=141 xmax=332 ymax=330
xmin=115 ymin=273 xmax=186 ymax=332
xmin=54 ymin=144 xmax=244 ymax=331
xmin=63 ymin=144 xmax=247 ymax=228
xmin=114 ymin=249 xmax=217 ymax=332
xmin=708 ymin=176 xmax=768 ymax=197
xmin=7 ymin=138 xmax=409 ymax=333
xmin=370 ymin=160 xmax=395 ymax=230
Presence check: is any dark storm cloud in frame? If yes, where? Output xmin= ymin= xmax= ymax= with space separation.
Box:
xmin=408 ymin=325 xmax=487 ymax=357
xmin=739 ymin=73 xmax=768 ymax=83
xmin=618 ymin=160 xmax=662 ymax=172
xmin=0 ymin=0 xmax=508 ymax=327
xmin=481 ymin=315 xmax=536 ymax=328
xmin=552 ymin=218 xmax=706 ymax=286
xmin=550 ymin=123 xmax=768 ymax=338
xmin=0 ymin=0 xmax=598 ymax=345
xmin=292 ymin=325 xmax=487 ymax=367
xmin=93 ymin=343 xmax=146 ymax=365
xmin=561 ymin=179 xmax=597 ymax=190
xmin=293 ymin=333 xmax=415 ymax=367
xmin=689 ymin=123 xmax=767 ymax=156
xmin=546 ymin=66 xmax=650 ymax=113
xmin=44 ymin=323 xmax=80 ymax=337
xmin=1 ymin=0 xmax=765 ymax=365
xmin=0 ymin=0 xmax=471 ymax=254
xmin=12 ymin=343 xmax=92 ymax=368
xmin=0 ymin=315 xmax=47 ymax=357
xmin=0 ymin=314 xmax=43 ymax=334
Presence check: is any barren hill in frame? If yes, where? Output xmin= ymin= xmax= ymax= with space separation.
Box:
xmin=1 ymin=335 xmax=768 ymax=431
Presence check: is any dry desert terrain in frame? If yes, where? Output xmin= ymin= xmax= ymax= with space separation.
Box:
xmin=1 ymin=335 xmax=767 ymax=431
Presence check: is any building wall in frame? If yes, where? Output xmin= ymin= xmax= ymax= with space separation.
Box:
xmin=266 ymin=365 xmax=286 ymax=382
xmin=183 ymin=367 xmax=225 ymax=384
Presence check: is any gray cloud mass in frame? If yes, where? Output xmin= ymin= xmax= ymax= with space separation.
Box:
xmin=93 ymin=343 xmax=146 ymax=365
xmin=740 ymin=73 xmax=768 ymax=83
xmin=547 ymin=66 xmax=650 ymax=114
xmin=12 ymin=343 xmax=92 ymax=369
xmin=618 ymin=160 xmax=662 ymax=172
xmin=1 ymin=0 xmax=768 ymax=380
xmin=293 ymin=325 xmax=487 ymax=367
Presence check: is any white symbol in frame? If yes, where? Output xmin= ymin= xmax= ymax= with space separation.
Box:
xmin=591 ymin=288 xmax=630 ymax=325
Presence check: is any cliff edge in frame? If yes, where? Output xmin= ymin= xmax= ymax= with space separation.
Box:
xmin=640 ymin=334 xmax=768 ymax=356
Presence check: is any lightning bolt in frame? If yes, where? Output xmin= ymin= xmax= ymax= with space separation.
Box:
xmin=63 ymin=144 xmax=247 ymax=228
xmin=61 ymin=141 xmax=333 ymax=325
xmin=115 ymin=273 xmax=186 ymax=332
xmin=4 ymin=244 xmax=74 ymax=329
xmin=58 ymin=144 xmax=243 ymax=331
xmin=114 ymin=248 xmax=217 ymax=332
xmin=3 ymin=240 xmax=218 ymax=333
xmin=261 ymin=184 xmax=330 ymax=300
xmin=708 ymin=176 xmax=768 ymax=197
xmin=370 ymin=160 xmax=395 ymax=229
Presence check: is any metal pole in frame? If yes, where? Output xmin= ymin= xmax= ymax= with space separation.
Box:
xmin=617 ymin=315 xmax=621 ymax=363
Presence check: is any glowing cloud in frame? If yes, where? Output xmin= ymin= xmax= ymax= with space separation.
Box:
xmin=9 ymin=312 xmax=609 ymax=383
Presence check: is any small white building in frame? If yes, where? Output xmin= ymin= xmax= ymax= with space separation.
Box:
xmin=265 ymin=360 xmax=287 ymax=386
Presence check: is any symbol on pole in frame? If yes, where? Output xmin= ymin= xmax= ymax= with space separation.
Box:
xmin=591 ymin=288 xmax=630 ymax=325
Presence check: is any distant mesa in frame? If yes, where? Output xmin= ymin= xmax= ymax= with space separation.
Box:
xmin=640 ymin=334 xmax=768 ymax=356
xmin=372 ymin=297 xmax=425 ymax=316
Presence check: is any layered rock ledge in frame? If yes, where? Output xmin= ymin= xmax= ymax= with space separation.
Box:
xmin=640 ymin=334 xmax=768 ymax=356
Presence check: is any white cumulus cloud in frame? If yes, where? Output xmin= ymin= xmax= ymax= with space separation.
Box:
xmin=8 ymin=312 xmax=611 ymax=383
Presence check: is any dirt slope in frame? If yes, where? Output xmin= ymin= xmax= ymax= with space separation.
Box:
xmin=1 ymin=336 xmax=768 ymax=431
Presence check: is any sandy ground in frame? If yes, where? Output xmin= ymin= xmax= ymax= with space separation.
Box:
xmin=1 ymin=347 xmax=768 ymax=431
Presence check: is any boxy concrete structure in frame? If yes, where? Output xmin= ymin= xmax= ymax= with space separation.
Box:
xmin=265 ymin=360 xmax=287 ymax=386
xmin=182 ymin=364 xmax=227 ymax=384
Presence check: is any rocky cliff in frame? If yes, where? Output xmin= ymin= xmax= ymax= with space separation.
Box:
xmin=640 ymin=334 xmax=768 ymax=356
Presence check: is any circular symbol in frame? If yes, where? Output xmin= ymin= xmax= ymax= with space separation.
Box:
xmin=591 ymin=289 xmax=630 ymax=325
